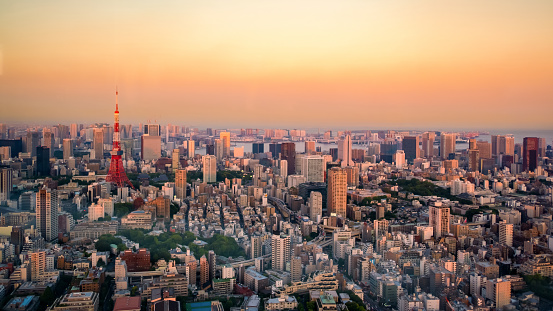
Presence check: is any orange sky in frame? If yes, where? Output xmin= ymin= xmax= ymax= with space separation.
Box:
xmin=1 ymin=0 xmax=552 ymax=129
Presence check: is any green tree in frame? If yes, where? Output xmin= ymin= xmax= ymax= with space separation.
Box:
xmin=97 ymin=258 xmax=105 ymax=267
xmin=40 ymin=286 xmax=56 ymax=308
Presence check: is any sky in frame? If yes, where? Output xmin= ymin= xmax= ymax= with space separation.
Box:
xmin=1 ymin=0 xmax=553 ymax=130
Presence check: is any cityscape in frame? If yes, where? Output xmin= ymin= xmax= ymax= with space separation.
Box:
xmin=1 ymin=1 xmax=553 ymax=311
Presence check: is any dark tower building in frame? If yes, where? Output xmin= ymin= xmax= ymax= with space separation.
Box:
xmin=36 ymin=146 xmax=50 ymax=176
xmin=329 ymin=148 xmax=338 ymax=161
xmin=280 ymin=142 xmax=296 ymax=175
xmin=402 ymin=136 xmax=420 ymax=163
xmin=252 ymin=143 xmax=264 ymax=154
xmin=206 ymin=144 xmax=215 ymax=155
xmin=523 ymin=137 xmax=539 ymax=172
xmin=269 ymin=143 xmax=281 ymax=159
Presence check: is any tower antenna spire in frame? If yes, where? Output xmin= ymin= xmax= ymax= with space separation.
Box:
xmin=115 ymin=86 xmax=119 ymax=111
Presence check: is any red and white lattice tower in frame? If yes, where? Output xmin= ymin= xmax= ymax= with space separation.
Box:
xmin=106 ymin=89 xmax=134 ymax=188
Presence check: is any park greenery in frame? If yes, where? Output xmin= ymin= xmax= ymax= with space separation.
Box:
xmin=522 ymin=274 xmax=553 ymax=299
xmin=94 ymin=235 xmax=128 ymax=252
xmin=387 ymin=178 xmax=473 ymax=204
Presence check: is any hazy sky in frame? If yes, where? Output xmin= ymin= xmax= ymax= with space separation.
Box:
xmin=1 ymin=0 xmax=552 ymax=129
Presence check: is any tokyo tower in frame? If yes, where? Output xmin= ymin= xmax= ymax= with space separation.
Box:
xmin=106 ymin=89 xmax=134 ymax=189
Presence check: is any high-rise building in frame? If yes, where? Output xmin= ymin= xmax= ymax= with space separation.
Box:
xmin=175 ymin=169 xmax=187 ymax=200
xmin=26 ymin=131 xmax=40 ymax=157
xmin=280 ymin=143 xmax=296 ymax=175
xmin=499 ymin=221 xmax=513 ymax=247
xmin=476 ymin=141 xmax=492 ymax=159
xmin=186 ymin=139 xmax=195 ymax=158
xmin=99 ymin=198 xmax=114 ymax=217
xmin=422 ymin=132 xmax=436 ymax=158
xmin=36 ymin=146 xmax=50 ymax=176
xmin=172 ymin=149 xmax=180 ymax=170
xmin=309 ymin=191 xmax=322 ymax=223
xmin=63 ymin=139 xmax=73 ymax=160
xmin=88 ymin=203 xmax=104 ymax=221
xmin=338 ymin=135 xmax=353 ymax=167
xmin=214 ymin=139 xmax=223 ymax=160
xmin=279 ymin=160 xmax=288 ymax=180
xmin=500 ymin=135 xmax=515 ymax=156
xmin=269 ymin=143 xmax=281 ymax=159
xmin=30 ymin=250 xmax=46 ymax=281
xmin=402 ymin=136 xmax=420 ymax=163
xmin=43 ymin=130 xmax=54 ymax=158
xmin=327 ymin=167 xmax=347 ymax=217
xmin=271 ymin=234 xmax=291 ymax=271
xmin=141 ymin=136 xmax=162 ymax=161
xmin=486 ymin=278 xmax=511 ymax=310
xmin=305 ymin=141 xmax=316 ymax=155
xmin=440 ymin=133 xmax=456 ymax=159
xmin=0 ymin=124 xmax=6 ymax=139
xmin=203 ymin=155 xmax=217 ymax=183
xmin=290 ymin=256 xmax=302 ymax=283
xmin=143 ymin=124 xmax=161 ymax=136
xmin=394 ymin=150 xmax=406 ymax=169
xmin=523 ymin=137 xmax=539 ymax=172
xmin=468 ymin=149 xmax=480 ymax=172
xmin=251 ymin=234 xmax=263 ymax=259
xmin=0 ymin=167 xmax=12 ymax=204
xmin=200 ymin=255 xmax=209 ymax=287
xmin=220 ymin=132 xmax=231 ymax=158
xmin=208 ymin=250 xmax=216 ymax=282
xmin=70 ymin=123 xmax=78 ymax=139
xmin=301 ymin=156 xmax=324 ymax=183
xmin=36 ymin=188 xmax=58 ymax=241
xmin=252 ymin=143 xmax=264 ymax=154
xmin=93 ymin=128 xmax=104 ymax=160
xmin=429 ymin=202 xmax=450 ymax=238
xmin=344 ymin=166 xmax=359 ymax=188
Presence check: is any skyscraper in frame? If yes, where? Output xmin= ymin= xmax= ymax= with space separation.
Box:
xmin=394 ymin=150 xmax=406 ymax=169
xmin=30 ymin=250 xmax=46 ymax=282
xmin=93 ymin=128 xmax=104 ymax=160
xmin=476 ymin=141 xmax=492 ymax=160
xmin=175 ymin=169 xmax=187 ymax=200
xmin=309 ymin=191 xmax=322 ymax=223
xmin=36 ymin=188 xmax=58 ymax=242
xmin=523 ymin=137 xmax=539 ymax=172
xmin=301 ymin=156 xmax=325 ymax=183
xmin=172 ymin=149 xmax=180 ymax=170
xmin=269 ymin=143 xmax=281 ymax=159
xmin=429 ymin=202 xmax=450 ymax=238
xmin=26 ymin=131 xmax=40 ymax=157
xmin=271 ymin=234 xmax=290 ymax=271
xmin=203 ymin=155 xmax=217 ymax=183
xmin=70 ymin=123 xmax=78 ymax=138
xmin=338 ymin=135 xmax=353 ymax=167
xmin=186 ymin=139 xmax=195 ymax=158
xmin=440 ymin=133 xmax=456 ymax=159
xmin=43 ymin=130 xmax=54 ymax=157
xmin=36 ymin=146 xmax=50 ymax=176
xmin=280 ymin=142 xmax=296 ymax=175
xmin=402 ymin=136 xmax=420 ymax=163
xmin=220 ymin=131 xmax=231 ymax=158
xmin=327 ymin=167 xmax=347 ymax=217
xmin=199 ymin=255 xmax=209 ymax=287
xmin=290 ymin=256 xmax=302 ymax=283
xmin=251 ymin=234 xmax=262 ymax=259
xmin=305 ymin=141 xmax=316 ymax=155
xmin=499 ymin=221 xmax=513 ymax=247
xmin=63 ymin=139 xmax=73 ymax=160
xmin=468 ymin=149 xmax=480 ymax=172
xmin=252 ymin=142 xmax=264 ymax=154
xmin=0 ymin=167 xmax=12 ymax=204
xmin=214 ymin=139 xmax=223 ymax=160
xmin=422 ymin=132 xmax=436 ymax=159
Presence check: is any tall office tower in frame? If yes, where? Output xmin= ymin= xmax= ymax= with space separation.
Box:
xmin=271 ymin=234 xmax=291 ymax=271
xmin=175 ymin=169 xmax=187 ymax=200
xmin=279 ymin=160 xmax=288 ymax=180
xmin=499 ymin=221 xmax=513 ymax=247
xmin=203 ymin=155 xmax=217 ymax=183
xmin=290 ymin=256 xmax=302 ymax=283
xmin=402 ymin=136 xmax=420 ymax=163
xmin=30 ymin=250 xmax=46 ymax=281
xmin=143 ymin=124 xmax=161 ymax=136
xmin=338 ymin=135 xmax=354 ymax=167
xmin=26 ymin=131 xmax=40 ymax=157
xmin=252 ymin=142 xmax=264 ymax=154
xmin=220 ymin=132 xmax=231 ymax=158
xmin=394 ymin=150 xmax=406 ymax=169
xmin=538 ymin=137 xmax=546 ymax=157
xmin=486 ymin=278 xmax=511 ymax=310
xmin=440 ymin=133 xmax=456 ymax=159
xmin=93 ymin=128 xmax=104 ymax=160
xmin=43 ymin=130 xmax=54 ymax=157
xmin=106 ymin=90 xmax=134 ymax=188
xmin=469 ymin=139 xmax=477 ymax=150
xmin=429 ymin=202 xmax=450 ymax=238
xmin=476 ymin=141 xmax=492 ymax=159
xmin=491 ymin=135 xmax=501 ymax=156
xmin=251 ymin=234 xmax=262 ymax=259
xmin=186 ymin=139 xmax=195 ymax=158
xmin=0 ymin=167 xmax=12 ymax=204
xmin=0 ymin=147 xmax=10 ymax=161
xmin=214 ymin=139 xmax=223 ymax=160
xmin=63 ymin=139 xmax=73 ymax=160
xmin=208 ymin=250 xmax=216 ymax=282
xmin=301 ymin=156 xmax=325 ymax=182
xmin=269 ymin=143 xmax=281 ymax=159
xmin=422 ymin=132 xmax=436 ymax=158
xmin=70 ymin=123 xmax=78 ymax=138
xmin=468 ymin=149 xmax=480 ymax=172
xmin=172 ymin=149 xmax=180 ymax=170
xmin=309 ymin=191 xmax=322 ymax=223
xmin=523 ymin=137 xmax=539 ymax=172
xmin=500 ymin=135 xmax=515 ymax=156
xmin=374 ymin=219 xmax=389 ymax=240
xmin=187 ymin=261 xmax=197 ymax=286
xmin=36 ymin=188 xmax=58 ymax=242
xmin=11 ymin=226 xmax=24 ymax=255
xmin=0 ymin=124 xmax=6 ymax=139
xmin=199 ymin=255 xmax=209 ymax=287
xmin=99 ymin=198 xmax=114 ymax=217
xmin=36 ymin=146 xmax=50 ymax=176
xmin=88 ymin=203 xmax=104 ymax=221
xmin=305 ymin=141 xmax=316 ymax=155
xmin=205 ymin=144 xmax=215 ymax=156
xmin=280 ymin=142 xmax=296 ymax=175
xmin=327 ymin=167 xmax=347 ymax=217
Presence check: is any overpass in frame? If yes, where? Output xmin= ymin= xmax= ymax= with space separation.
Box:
xmin=267 ymin=196 xmax=293 ymax=219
